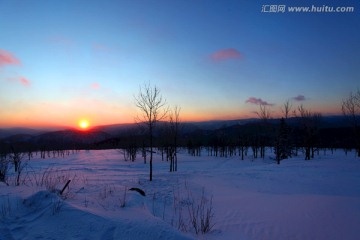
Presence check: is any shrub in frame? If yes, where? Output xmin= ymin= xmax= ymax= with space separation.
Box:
xmin=0 ymin=154 xmax=9 ymax=184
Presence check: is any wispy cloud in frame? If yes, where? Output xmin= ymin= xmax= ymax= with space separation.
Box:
xmin=8 ymin=76 xmax=31 ymax=86
xmin=19 ymin=76 xmax=31 ymax=86
xmin=245 ymin=97 xmax=273 ymax=106
xmin=0 ymin=49 xmax=20 ymax=67
xmin=0 ymin=50 xmax=30 ymax=86
xmin=210 ymin=48 xmax=242 ymax=61
xmin=292 ymin=95 xmax=306 ymax=101
xmin=91 ymin=82 xmax=100 ymax=89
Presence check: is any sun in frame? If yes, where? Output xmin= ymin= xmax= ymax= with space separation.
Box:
xmin=78 ymin=120 xmax=90 ymax=130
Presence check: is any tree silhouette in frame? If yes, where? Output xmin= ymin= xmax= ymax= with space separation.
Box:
xmin=134 ymin=83 xmax=168 ymax=181
xmin=168 ymin=105 xmax=181 ymax=172
xmin=274 ymin=118 xmax=291 ymax=164
xmin=281 ymin=100 xmax=292 ymax=120
xmin=296 ymin=105 xmax=321 ymax=160
xmin=256 ymin=104 xmax=272 ymax=159
xmin=342 ymin=89 xmax=360 ymax=157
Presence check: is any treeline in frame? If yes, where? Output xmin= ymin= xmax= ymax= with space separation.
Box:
xmin=0 ymin=117 xmax=357 ymax=160
xmin=94 ymin=116 xmax=358 ymax=165
xmin=184 ymin=121 xmax=357 ymax=162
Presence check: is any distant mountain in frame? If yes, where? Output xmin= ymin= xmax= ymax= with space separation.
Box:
xmin=34 ymin=130 xmax=112 ymax=147
xmin=92 ymin=123 xmax=140 ymax=136
xmin=0 ymin=129 xmax=112 ymax=151
xmin=2 ymin=134 xmax=35 ymax=143
xmin=0 ymin=128 xmax=52 ymax=139
xmin=90 ymin=120 xmax=253 ymax=137
xmin=182 ymin=118 xmax=259 ymax=131
xmin=0 ymin=115 xmax=352 ymax=151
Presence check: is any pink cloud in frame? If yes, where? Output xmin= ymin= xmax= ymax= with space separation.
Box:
xmin=210 ymin=48 xmax=242 ymax=61
xmin=19 ymin=76 xmax=30 ymax=86
xmin=246 ymin=97 xmax=273 ymax=106
xmin=8 ymin=76 xmax=31 ymax=86
xmin=293 ymin=95 xmax=306 ymax=101
xmin=0 ymin=49 xmax=20 ymax=67
xmin=91 ymin=82 xmax=100 ymax=89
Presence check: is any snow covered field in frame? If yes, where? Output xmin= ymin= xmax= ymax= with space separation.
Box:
xmin=1 ymin=149 xmax=360 ymax=240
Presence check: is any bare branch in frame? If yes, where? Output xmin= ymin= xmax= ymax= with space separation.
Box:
xmin=342 ymin=90 xmax=360 ymax=127
xmin=256 ymin=104 xmax=271 ymax=122
xmin=134 ymin=82 xmax=168 ymax=181
xmin=281 ymin=100 xmax=292 ymax=119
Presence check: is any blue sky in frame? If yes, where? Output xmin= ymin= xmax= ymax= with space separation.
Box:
xmin=0 ymin=0 xmax=359 ymax=127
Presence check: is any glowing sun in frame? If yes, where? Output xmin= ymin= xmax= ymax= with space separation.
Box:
xmin=78 ymin=120 xmax=90 ymax=130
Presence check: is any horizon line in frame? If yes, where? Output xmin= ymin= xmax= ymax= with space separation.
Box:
xmin=0 ymin=114 xmax=347 ymax=130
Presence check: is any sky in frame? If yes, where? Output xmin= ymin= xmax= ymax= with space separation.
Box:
xmin=0 ymin=0 xmax=359 ymax=128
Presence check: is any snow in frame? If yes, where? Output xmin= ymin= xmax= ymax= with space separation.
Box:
xmin=1 ymin=149 xmax=360 ymax=240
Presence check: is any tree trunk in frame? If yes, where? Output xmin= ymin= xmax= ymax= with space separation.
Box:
xmin=175 ymin=151 xmax=177 ymax=171
xmin=305 ymin=147 xmax=310 ymax=160
xmin=169 ymin=150 xmax=173 ymax=172
xmin=150 ymin=126 xmax=153 ymax=181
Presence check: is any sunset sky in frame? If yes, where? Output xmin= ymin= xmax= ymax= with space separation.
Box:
xmin=1 ymin=0 xmax=359 ymax=128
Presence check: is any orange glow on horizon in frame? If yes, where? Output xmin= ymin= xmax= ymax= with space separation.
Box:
xmin=0 ymin=103 xmax=343 ymax=129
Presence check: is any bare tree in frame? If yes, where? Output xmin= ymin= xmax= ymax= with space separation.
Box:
xmin=168 ymin=105 xmax=181 ymax=172
xmin=274 ymin=100 xmax=294 ymax=163
xmin=134 ymin=83 xmax=168 ymax=181
xmin=342 ymin=89 xmax=360 ymax=157
xmin=0 ymin=152 xmax=9 ymax=184
xmin=274 ymin=118 xmax=291 ymax=164
xmin=9 ymin=147 xmax=27 ymax=186
xmin=296 ymin=105 xmax=322 ymax=160
xmin=257 ymin=104 xmax=271 ymax=122
xmin=281 ymin=100 xmax=292 ymax=119
xmin=237 ymin=134 xmax=248 ymax=160
xmin=256 ymin=104 xmax=272 ymax=159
